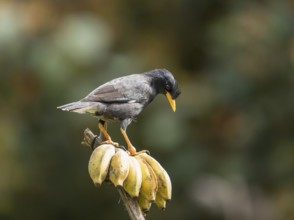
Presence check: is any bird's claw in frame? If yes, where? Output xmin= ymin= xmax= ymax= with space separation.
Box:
xmin=135 ymin=149 xmax=150 ymax=155
xmin=128 ymin=148 xmax=150 ymax=156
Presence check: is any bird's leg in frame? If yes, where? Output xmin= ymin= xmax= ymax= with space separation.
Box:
xmin=120 ymin=128 xmax=136 ymax=155
xmin=120 ymin=119 xmax=149 ymax=155
xmin=120 ymin=128 xmax=149 ymax=156
xmin=98 ymin=121 xmax=119 ymax=147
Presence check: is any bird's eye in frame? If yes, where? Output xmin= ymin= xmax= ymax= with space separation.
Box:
xmin=165 ymin=84 xmax=171 ymax=91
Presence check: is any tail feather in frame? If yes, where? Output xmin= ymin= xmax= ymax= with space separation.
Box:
xmin=57 ymin=101 xmax=98 ymax=114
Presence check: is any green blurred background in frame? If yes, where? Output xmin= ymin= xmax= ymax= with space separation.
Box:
xmin=1 ymin=0 xmax=294 ymax=219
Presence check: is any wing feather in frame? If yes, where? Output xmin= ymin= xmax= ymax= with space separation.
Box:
xmin=82 ymin=83 xmax=130 ymax=103
xmin=81 ymin=74 xmax=151 ymax=104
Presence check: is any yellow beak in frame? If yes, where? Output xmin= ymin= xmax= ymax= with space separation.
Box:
xmin=166 ymin=92 xmax=176 ymax=112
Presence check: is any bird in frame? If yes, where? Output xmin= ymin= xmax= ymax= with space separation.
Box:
xmin=57 ymin=68 xmax=181 ymax=155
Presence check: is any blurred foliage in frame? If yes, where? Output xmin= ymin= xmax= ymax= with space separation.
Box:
xmin=1 ymin=0 xmax=294 ymax=220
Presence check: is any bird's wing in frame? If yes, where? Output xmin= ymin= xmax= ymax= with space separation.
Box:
xmin=82 ymin=74 xmax=152 ymax=104
xmin=82 ymin=82 xmax=131 ymax=103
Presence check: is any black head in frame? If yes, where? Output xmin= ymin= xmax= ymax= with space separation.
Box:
xmin=145 ymin=68 xmax=181 ymax=111
xmin=147 ymin=69 xmax=181 ymax=97
xmin=161 ymin=69 xmax=181 ymax=99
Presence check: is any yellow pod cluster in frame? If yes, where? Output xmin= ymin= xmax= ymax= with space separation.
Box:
xmin=88 ymin=144 xmax=172 ymax=213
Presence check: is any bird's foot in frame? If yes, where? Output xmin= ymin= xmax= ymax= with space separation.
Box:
xmin=128 ymin=145 xmax=150 ymax=156
xmin=134 ymin=149 xmax=150 ymax=155
xmin=101 ymin=139 xmax=119 ymax=147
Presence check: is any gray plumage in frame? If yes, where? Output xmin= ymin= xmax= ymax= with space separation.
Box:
xmin=58 ymin=69 xmax=180 ymax=153
xmin=58 ymin=68 xmax=180 ymax=129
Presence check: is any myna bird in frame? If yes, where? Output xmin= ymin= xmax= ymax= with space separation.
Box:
xmin=57 ymin=69 xmax=181 ymax=155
